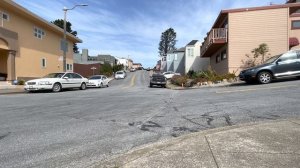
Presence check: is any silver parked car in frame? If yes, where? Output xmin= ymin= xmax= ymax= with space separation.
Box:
xmin=87 ymin=75 xmax=109 ymax=88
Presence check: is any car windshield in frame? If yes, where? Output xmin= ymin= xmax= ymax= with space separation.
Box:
xmin=43 ymin=73 xmax=64 ymax=78
xmin=264 ymin=54 xmax=281 ymax=64
xmin=89 ymin=76 xmax=101 ymax=80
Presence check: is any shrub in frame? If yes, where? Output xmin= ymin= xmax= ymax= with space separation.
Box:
xmin=187 ymin=70 xmax=197 ymax=79
xmin=222 ymin=73 xmax=236 ymax=80
xmin=100 ymin=63 xmax=113 ymax=76
xmin=170 ymin=75 xmax=188 ymax=86
xmin=17 ymin=80 xmax=25 ymax=85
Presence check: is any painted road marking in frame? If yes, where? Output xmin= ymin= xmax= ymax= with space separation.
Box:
xmin=216 ymin=84 xmax=298 ymax=94
xmin=122 ymin=74 xmax=136 ymax=89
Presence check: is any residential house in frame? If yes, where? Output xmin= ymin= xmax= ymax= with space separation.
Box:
xmin=160 ymin=55 xmax=167 ymax=72
xmin=116 ymin=57 xmax=129 ymax=70
xmin=165 ymin=40 xmax=209 ymax=75
xmin=155 ymin=60 xmax=161 ymax=71
xmin=128 ymin=59 xmax=133 ymax=70
xmin=0 ymin=0 xmax=81 ymax=82
xmin=185 ymin=40 xmax=209 ymax=73
xmin=200 ymin=1 xmax=300 ymax=75
xmin=132 ymin=63 xmax=143 ymax=69
xmin=166 ymin=47 xmax=185 ymax=75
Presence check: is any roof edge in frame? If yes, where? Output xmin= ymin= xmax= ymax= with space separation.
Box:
xmin=4 ymin=0 xmax=82 ymax=43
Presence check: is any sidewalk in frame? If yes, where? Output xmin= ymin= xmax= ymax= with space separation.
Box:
xmin=92 ymin=119 xmax=300 ymax=168
xmin=0 ymin=85 xmax=24 ymax=95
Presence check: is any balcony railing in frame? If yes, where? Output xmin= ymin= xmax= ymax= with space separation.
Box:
xmin=201 ymin=28 xmax=228 ymax=57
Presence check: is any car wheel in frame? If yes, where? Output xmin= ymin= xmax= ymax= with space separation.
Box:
xmin=80 ymin=83 xmax=87 ymax=90
xmin=106 ymin=84 xmax=109 ymax=87
xmin=150 ymin=84 xmax=152 ymax=88
xmin=52 ymin=83 xmax=61 ymax=92
xmin=258 ymin=71 xmax=272 ymax=84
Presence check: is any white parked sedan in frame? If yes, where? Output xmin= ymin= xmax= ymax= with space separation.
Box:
xmin=163 ymin=71 xmax=181 ymax=79
xmin=87 ymin=75 xmax=109 ymax=88
xmin=24 ymin=72 xmax=88 ymax=92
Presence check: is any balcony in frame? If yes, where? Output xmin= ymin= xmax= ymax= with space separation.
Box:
xmin=201 ymin=28 xmax=227 ymax=57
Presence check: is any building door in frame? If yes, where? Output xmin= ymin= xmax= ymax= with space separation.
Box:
xmin=0 ymin=48 xmax=8 ymax=81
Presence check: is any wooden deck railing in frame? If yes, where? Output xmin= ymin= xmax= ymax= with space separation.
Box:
xmin=201 ymin=28 xmax=228 ymax=56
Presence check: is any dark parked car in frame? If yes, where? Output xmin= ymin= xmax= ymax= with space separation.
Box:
xmin=150 ymin=74 xmax=167 ymax=88
xmin=239 ymin=50 xmax=300 ymax=84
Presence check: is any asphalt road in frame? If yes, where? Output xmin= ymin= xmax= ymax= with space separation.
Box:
xmin=0 ymin=70 xmax=300 ymax=168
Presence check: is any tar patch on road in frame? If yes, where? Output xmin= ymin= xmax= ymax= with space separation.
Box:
xmin=0 ymin=132 xmax=11 ymax=140
xmin=128 ymin=121 xmax=162 ymax=131
xmin=140 ymin=121 xmax=162 ymax=131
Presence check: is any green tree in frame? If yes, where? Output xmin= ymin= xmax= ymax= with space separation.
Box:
xmin=51 ymin=19 xmax=79 ymax=53
xmin=112 ymin=64 xmax=124 ymax=72
xmin=251 ymin=43 xmax=269 ymax=64
xmin=158 ymin=28 xmax=177 ymax=56
xmin=100 ymin=63 xmax=113 ymax=76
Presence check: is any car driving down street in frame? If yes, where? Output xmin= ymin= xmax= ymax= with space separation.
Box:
xmin=115 ymin=71 xmax=126 ymax=79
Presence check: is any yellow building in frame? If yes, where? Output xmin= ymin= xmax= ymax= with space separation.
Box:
xmin=0 ymin=0 xmax=81 ymax=82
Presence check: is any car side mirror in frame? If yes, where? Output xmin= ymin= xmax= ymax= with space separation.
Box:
xmin=276 ymin=59 xmax=282 ymax=64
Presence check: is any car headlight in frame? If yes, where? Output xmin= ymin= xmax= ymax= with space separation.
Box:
xmin=38 ymin=81 xmax=52 ymax=85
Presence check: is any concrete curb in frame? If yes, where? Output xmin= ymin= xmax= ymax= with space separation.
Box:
xmin=166 ymin=81 xmax=244 ymax=90
xmin=90 ymin=118 xmax=300 ymax=168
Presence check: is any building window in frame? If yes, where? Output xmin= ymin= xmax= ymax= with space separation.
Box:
xmin=221 ymin=50 xmax=227 ymax=60
xmin=167 ymin=55 xmax=171 ymax=61
xmin=187 ymin=48 xmax=194 ymax=57
xmin=67 ymin=64 xmax=73 ymax=71
xmin=2 ymin=12 xmax=9 ymax=21
xmin=41 ymin=58 xmax=46 ymax=68
xmin=216 ymin=55 xmax=221 ymax=63
xmin=292 ymin=20 xmax=300 ymax=29
xmin=34 ymin=26 xmax=45 ymax=39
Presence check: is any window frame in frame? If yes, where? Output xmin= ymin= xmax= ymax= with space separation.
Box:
xmin=34 ymin=26 xmax=46 ymax=39
xmin=291 ymin=20 xmax=300 ymax=29
xmin=66 ymin=64 xmax=73 ymax=71
xmin=221 ymin=50 xmax=227 ymax=60
xmin=216 ymin=55 xmax=221 ymax=63
xmin=2 ymin=12 xmax=9 ymax=21
xmin=41 ymin=58 xmax=47 ymax=68
xmin=187 ymin=48 xmax=194 ymax=57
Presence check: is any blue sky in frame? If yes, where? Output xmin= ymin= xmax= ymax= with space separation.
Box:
xmin=15 ymin=0 xmax=285 ymax=68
